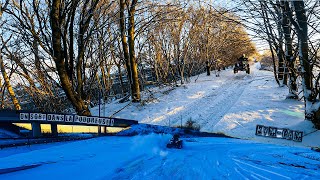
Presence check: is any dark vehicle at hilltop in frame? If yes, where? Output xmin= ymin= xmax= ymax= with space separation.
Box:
xmin=234 ymin=55 xmax=250 ymax=74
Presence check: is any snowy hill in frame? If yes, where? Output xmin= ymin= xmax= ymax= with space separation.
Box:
xmin=0 ymin=134 xmax=319 ymax=179
xmin=91 ymin=63 xmax=319 ymax=148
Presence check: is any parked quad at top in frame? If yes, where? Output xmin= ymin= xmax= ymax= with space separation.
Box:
xmin=167 ymin=134 xmax=183 ymax=149
xmin=234 ymin=55 xmax=250 ymax=74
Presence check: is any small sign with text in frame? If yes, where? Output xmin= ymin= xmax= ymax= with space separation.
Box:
xmin=255 ymin=125 xmax=303 ymax=142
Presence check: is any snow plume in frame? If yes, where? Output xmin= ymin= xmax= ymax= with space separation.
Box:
xmin=130 ymin=133 xmax=171 ymax=157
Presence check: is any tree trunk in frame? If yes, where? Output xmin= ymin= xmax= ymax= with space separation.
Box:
xmin=292 ymin=1 xmax=318 ymax=128
xmin=68 ymin=0 xmax=77 ymax=83
xmin=120 ymin=0 xmax=133 ymax=98
xmin=281 ymin=1 xmax=298 ymax=99
xmin=50 ymin=0 xmax=90 ymax=115
xmin=275 ymin=24 xmax=285 ymax=83
xmin=0 ymin=54 xmax=21 ymax=110
xmin=128 ymin=0 xmax=140 ymax=102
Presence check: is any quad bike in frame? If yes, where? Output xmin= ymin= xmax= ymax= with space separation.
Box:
xmin=167 ymin=134 xmax=183 ymax=149
xmin=234 ymin=56 xmax=250 ymax=74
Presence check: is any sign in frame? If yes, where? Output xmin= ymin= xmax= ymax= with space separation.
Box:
xmin=256 ymin=125 xmax=303 ymax=142
xmin=47 ymin=114 xmax=65 ymax=122
xmin=19 ymin=113 xmax=115 ymax=126
xmin=74 ymin=115 xmax=114 ymax=126
xmin=30 ymin=113 xmax=46 ymax=121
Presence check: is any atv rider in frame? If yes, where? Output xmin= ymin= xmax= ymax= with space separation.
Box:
xmin=238 ymin=54 xmax=246 ymax=67
xmin=170 ymin=134 xmax=180 ymax=144
xmin=167 ymin=134 xmax=183 ymax=149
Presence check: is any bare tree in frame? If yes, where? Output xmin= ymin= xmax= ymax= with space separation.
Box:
xmin=280 ymin=1 xmax=298 ymax=99
xmin=0 ymin=40 xmax=21 ymax=110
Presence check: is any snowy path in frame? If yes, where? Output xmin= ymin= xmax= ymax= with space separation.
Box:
xmin=140 ymin=72 xmax=255 ymax=130
xmin=99 ymin=68 xmax=256 ymax=129
xmin=164 ymin=73 xmax=252 ymax=131
xmin=200 ymin=74 xmax=253 ymax=131
xmin=0 ymin=135 xmax=319 ymax=179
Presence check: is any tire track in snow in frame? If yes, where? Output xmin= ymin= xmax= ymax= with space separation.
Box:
xmin=233 ymin=158 xmax=291 ymax=179
xmin=141 ymin=71 xmax=254 ymax=132
xmin=188 ymin=74 xmax=253 ymax=132
xmin=199 ymin=76 xmax=251 ymax=131
xmin=111 ymin=154 xmax=157 ymax=179
xmin=154 ymin=73 xmax=253 ymax=131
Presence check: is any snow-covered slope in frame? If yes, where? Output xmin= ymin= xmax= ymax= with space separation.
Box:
xmin=91 ymin=63 xmax=319 ymax=148
xmin=0 ymin=134 xmax=319 ymax=179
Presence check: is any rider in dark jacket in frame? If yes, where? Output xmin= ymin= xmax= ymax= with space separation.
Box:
xmin=171 ymin=134 xmax=180 ymax=143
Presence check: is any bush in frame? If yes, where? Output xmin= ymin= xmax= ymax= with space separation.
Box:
xmin=176 ymin=118 xmax=200 ymax=131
